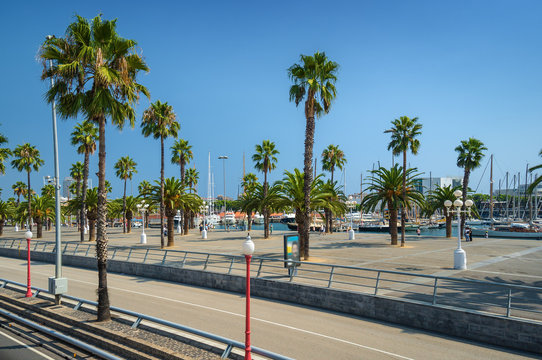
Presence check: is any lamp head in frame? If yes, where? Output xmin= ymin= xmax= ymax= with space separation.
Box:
xmin=465 ymin=199 xmax=474 ymax=208
xmin=242 ymin=233 xmax=254 ymax=255
xmin=454 ymin=199 xmax=463 ymax=208
xmin=444 ymin=200 xmax=452 ymax=208
xmin=453 ymin=189 xmax=463 ymax=198
xmin=25 ymin=230 xmax=32 ymax=240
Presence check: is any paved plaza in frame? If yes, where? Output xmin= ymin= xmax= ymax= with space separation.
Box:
xmin=3 ymin=225 xmax=542 ymax=287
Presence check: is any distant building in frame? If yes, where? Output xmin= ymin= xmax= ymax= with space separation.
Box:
xmin=62 ymin=177 xmax=92 ymax=198
xmin=414 ymin=176 xmax=463 ymax=196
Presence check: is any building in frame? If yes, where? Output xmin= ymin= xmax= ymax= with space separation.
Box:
xmin=414 ymin=176 xmax=463 ymax=196
xmin=62 ymin=177 xmax=92 ymax=199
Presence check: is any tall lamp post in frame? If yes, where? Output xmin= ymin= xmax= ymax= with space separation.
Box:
xmin=444 ymin=190 xmax=473 ymax=270
xmin=218 ymin=155 xmax=228 ymax=215
xmin=137 ymin=202 xmax=149 ymax=244
xmin=201 ymin=201 xmax=208 ymax=239
xmin=242 ymin=233 xmax=255 ymax=360
xmin=46 ymin=35 xmax=67 ymax=305
xmin=346 ymin=196 xmax=356 ymax=240
xmin=25 ymin=230 xmax=33 ymax=297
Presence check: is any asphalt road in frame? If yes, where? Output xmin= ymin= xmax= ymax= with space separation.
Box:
xmin=0 ymin=256 xmax=537 ymax=360
xmin=0 ymin=325 xmax=64 ymax=360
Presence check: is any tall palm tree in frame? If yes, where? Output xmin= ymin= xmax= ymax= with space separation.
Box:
xmin=362 ymin=165 xmax=424 ymax=245
xmin=70 ymin=161 xmax=84 ymax=231
xmin=171 ymin=139 xmax=193 ymax=183
xmin=426 ymin=185 xmax=461 ymax=238
xmin=147 ymin=177 xmax=201 ymax=246
xmin=0 ymin=132 xmax=12 ymax=175
xmin=321 ymin=144 xmax=346 ymax=232
xmin=141 ymin=100 xmax=179 ymax=248
xmin=252 ymin=140 xmax=279 ymax=238
xmin=275 ymin=169 xmax=336 ymax=259
xmin=11 ymin=144 xmax=44 ymax=231
xmin=114 ymin=156 xmax=137 ymax=233
xmin=29 ymin=195 xmax=55 ymax=238
xmin=455 ymin=138 xmax=487 ymax=238
xmin=0 ymin=200 xmax=13 ymax=236
xmin=41 ymin=14 xmax=150 ymax=321
xmin=288 ymin=51 xmax=338 ymax=259
xmin=71 ymin=120 xmax=98 ymax=241
xmin=385 ymin=116 xmax=423 ymax=247
xmin=12 ymin=181 xmax=27 ymax=205
xmin=241 ymin=173 xmax=258 ymax=230
xmin=528 ymin=149 xmax=542 ymax=195
xmin=123 ymin=196 xmax=141 ymax=234
xmin=184 ymin=167 xmax=199 ymax=233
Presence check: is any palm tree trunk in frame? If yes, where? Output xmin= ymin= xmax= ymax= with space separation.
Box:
xmin=389 ymin=205 xmax=398 ymax=245
xmin=167 ymin=210 xmax=175 ymax=247
xmin=36 ymin=219 xmax=43 ymax=238
xmin=122 ymin=179 xmax=127 ymax=233
xmin=27 ymin=170 xmax=32 ymax=231
xmin=96 ymin=116 xmax=111 ymax=322
xmin=401 ymin=151 xmax=407 ymax=247
xmin=126 ymin=212 xmax=132 ymax=233
xmin=302 ymin=95 xmax=315 ymax=260
xmin=180 ymin=159 xmax=185 ymax=236
xmin=183 ymin=208 xmax=190 ymax=235
xmin=328 ymin=169 xmax=335 ymax=233
xmin=160 ymin=136 xmax=165 ymax=249
xmin=88 ymin=218 xmax=96 ymax=241
xmin=446 ymin=211 xmax=452 ymax=238
xmin=461 ymin=169 xmax=471 ymax=239
xmin=296 ymin=210 xmax=305 ymax=255
xmin=80 ymin=151 xmax=90 ymax=242
xmin=76 ymin=180 xmax=81 ymax=231
xmin=263 ymin=170 xmax=269 ymax=239
xmin=0 ymin=220 xmax=4 ymax=236
xmin=247 ymin=212 xmax=252 ymax=231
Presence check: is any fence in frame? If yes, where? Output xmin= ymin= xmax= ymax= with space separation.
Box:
xmin=1 ymin=238 xmax=542 ymax=322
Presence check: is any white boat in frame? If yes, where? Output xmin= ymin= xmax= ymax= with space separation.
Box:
xmin=223 ymin=211 xmax=236 ymax=225
xmin=206 ymin=214 xmax=220 ymax=226
xmin=253 ymin=213 xmax=264 ymax=225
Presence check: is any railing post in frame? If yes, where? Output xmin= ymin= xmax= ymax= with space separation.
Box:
xmin=43 ymin=243 xmax=48 ymax=252
xmin=374 ymin=272 xmax=381 ymax=295
xmin=111 ymin=248 xmax=118 ymax=260
xmin=432 ymin=278 xmax=439 ymax=305
xmin=327 ymin=266 xmax=335 ymax=288
xmin=33 ymin=242 xmax=39 ymax=251
xmin=203 ymin=254 xmax=210 ymax=270
xmin=85 ymin=245 xmax=91 ymax=257
xmin=256 ymin=259 xmax=263 ymax=278
xmin=127 ymin=248 xmax=133 ymax=261
xmin=181 ymin=253 xmax=187 ymax=268
xmin=131 ymin=317 xmax=142 ymax=329
xmin=74 ymin=244 xmax=80 ymax=255
xmin=161 ymin=250 xmax=168 ymax=265
xmin=506 ymin=288 xmax=512 ymax=317
xmin=143 ymin=249 xmax=150 ymax=263
xmin=62 ymin=243 xmax=69 ymax=254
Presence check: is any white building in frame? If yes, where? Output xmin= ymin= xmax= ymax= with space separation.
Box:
xmin=414 ymin=176 xmax=463 ymax=196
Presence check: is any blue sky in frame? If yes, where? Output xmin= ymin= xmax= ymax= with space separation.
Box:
xmin=1 ymin=0 xmax=541 ymax=200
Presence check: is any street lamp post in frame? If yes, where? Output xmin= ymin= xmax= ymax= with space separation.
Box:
xmin=201 ymin=201 xmax=208 ymax=239
xmin=242 ymin=233 xmax=255 ymax=360
xmin=25 ymin=230 xmax=33 ymax=297
xmin=218 ymin=156 xmax=228 ymax=216
xmin=137 ymin=202 xmax=149 ymax=244
xmin=346 ymin=196 xmax=356 ymax=240
xmin=444 ymin=190 xmax=474 ymax=270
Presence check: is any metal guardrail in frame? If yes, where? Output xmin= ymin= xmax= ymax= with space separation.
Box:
xmin=0 ymin=278 xmax=292 ymax=360
xmin=1 ymin=238 xmax=542 ymax=321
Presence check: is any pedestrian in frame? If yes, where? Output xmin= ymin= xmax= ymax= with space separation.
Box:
xmin=270 ymin=223 xmax=273 ymax=235
xmin=465 ymin=227 xmax=471 ymax=242
xmin=416 ymin=228 xmax=421 ymax=236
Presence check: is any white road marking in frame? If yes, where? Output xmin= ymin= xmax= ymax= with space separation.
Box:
xmin=0 ymin=264 xmax=414 ymax=360
xmin=0 ymin=327 xmax=57 ymax=360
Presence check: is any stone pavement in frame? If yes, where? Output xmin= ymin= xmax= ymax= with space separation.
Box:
xmin=3 ymin=225 xmax=542 ymax=287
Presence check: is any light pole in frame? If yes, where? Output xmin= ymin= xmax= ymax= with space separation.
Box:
xmin=201 ymin=201 xmax=208 ymax=239
xmin=25 ymin=230 xmax=33 ymax=297
xmin=137 ymin=202 xmax=149 ymax=244
xmin=346 ymin=196 xmax=356 ymax=240
xmin=242 ymin=233 xmax=255 ymax=360
xmin=218 ymin=156 xmax=228 ymax=216
xmin=444 ymin=190 xmax=474 ymax=270
xmin=46 ymin=35 xmax=67 ymax=305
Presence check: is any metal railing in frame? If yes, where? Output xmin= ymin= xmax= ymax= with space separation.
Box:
xmin=0 ymin=278 xmax=292 ymax=360
xmin=1 ymin=238 xmax=542 ymax=322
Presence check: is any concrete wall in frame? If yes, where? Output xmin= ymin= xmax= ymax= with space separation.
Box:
xmin=1 ymin=247 xmax=540 ymax=354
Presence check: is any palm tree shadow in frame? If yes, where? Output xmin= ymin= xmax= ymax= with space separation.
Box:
xmin=313 ymin=241 xmax=389 ymax=249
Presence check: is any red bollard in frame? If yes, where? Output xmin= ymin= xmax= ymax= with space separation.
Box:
xmin=25 ymin=231 xmax=33 ymax=298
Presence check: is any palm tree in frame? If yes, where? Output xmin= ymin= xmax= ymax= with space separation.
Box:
xmin=288 ymin=51 xmax=338 ymax=259
xmin=11 ymin=144 xmax=44 ymax=231
xmin=41 ymin=14 xmax=150 ymax=322
xmin=30 ymin=195 xmax=55 ymax=238
xmin=71 ymin=120 xmax=98 ymax=241
xmin=426 ymin=185 xmax=461 ymax=238
xmin=70 ymin=161 xmax=84 ymax=231
xmin=241 ymin=173 xmax=258 ymax=230
xmin=114 ymin=156 xmax=137 ymax=233
xmin=12 ymin=181 xmax=27 ymax=205
xmin=385 ymin=116 xmax=423 ymax=247
xmin=455 ymin=138 xmax=487 ymax=238
xmin=141 ymin=100 xmax=179 ymax=248
xmin=171 ymin=139 xmax=193 ymax=183
xmin=41 ymin=184 xmax=55 ymax=198
xmin=252 ymin=140 xmax=279 ymax=238
xmin=184 ymin=167 xmax=199 ymax=232
xmin=147 ymin=177 xmax=201 ymax=247
xmin=362 ymin=165 xmax=424 ymax=245
xmin=123 ymin=196 xmax=141 ymax=233
xmin=0 ymin=132 xmax=12 ymax=175
xmin=275 ymin=169 xmax=335 ymax=259
xmin=321 ymin=144 xmax=346 ymax=232
xmin=528 ymin=149 xmax=542 ymax=195
xmin=0 ymin=200 xmax=13 ymax=236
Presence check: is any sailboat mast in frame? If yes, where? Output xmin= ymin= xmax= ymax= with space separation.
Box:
xmin=490 ymin=154 xmax=494 ymax=227
xmin=505 ymin=172 xmax=509 ymax=221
